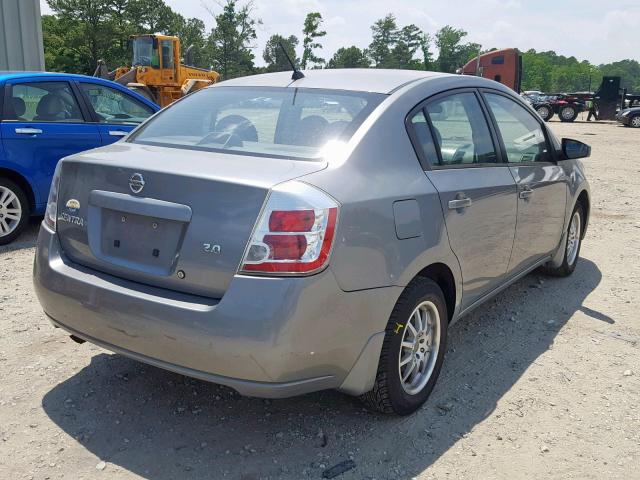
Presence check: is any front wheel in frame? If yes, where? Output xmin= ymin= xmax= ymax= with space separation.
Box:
xmin=630 ymin=115 xmax=640 ymax=128
xmin=542 ymin=204 xmax=584 ymax=277
xmin=559 ymin=105 xmax=578 ymax=122
xmin=0 ymin=179 xmax=30 ymax=245
xmin=361 ymin=278 xmax=448 ymax=415
xmin=536 ymin=104 xmax=553 ymax=121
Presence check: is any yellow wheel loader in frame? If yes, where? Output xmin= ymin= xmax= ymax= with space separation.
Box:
xmin=94 ymin=34 xmax=219 ymax=107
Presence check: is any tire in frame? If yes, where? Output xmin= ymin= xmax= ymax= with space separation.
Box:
xmin=630 ymin=115 xmax=640 ymax=128
xmin=0 ymin=178 xmax=30 ymax=245
xmin=541 ymin=203 xmax=584 ymax=277
xmin=559 ymin=105 xmax=578 ymax=122
xmin=361 ymin=277 xmax=448 ymax=415
xmin=536 ymin=104 xmax=553 ymax=122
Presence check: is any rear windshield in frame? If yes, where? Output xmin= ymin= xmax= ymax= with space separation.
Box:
xmin=130 ymin=86 xmax=386 ymax=160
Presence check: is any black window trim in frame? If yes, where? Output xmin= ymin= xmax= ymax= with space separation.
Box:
xmin=405 ymin=87 xmax=506 ymax=170
xmin=1 ymin=79 xmax=91 ymax=123
xmin=74 ymin=80 xmax=156 ymax=125
xmin=478 ymin=87 xmax=558 ymax=166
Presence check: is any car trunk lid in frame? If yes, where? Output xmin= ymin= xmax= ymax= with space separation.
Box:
xmin=56 ymin=142 xmax=327 ymax=298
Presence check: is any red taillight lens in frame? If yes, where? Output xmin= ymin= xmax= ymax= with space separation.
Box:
xmin=240 ymin=182 xmax=339 ymax=276
xmin=263 ymin=234 xmax=307 ymax=259
xmin=269 ymin=210 xmax=315 ymax=232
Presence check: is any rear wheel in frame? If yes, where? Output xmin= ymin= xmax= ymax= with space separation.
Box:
xmin=536 ymin=104 xmax=553 ymax=121
xmin=559 ymin=105 xmax=578 ymax=122
xmin=361 ymin=278 xmax=448 ymax=415
xmin=630 ymin=115 xmax=640 ymax=128
xmin=0 ymin=179 xmax=30 ymax=245
xmin=541 ymin=203 xmax=584 ymax=277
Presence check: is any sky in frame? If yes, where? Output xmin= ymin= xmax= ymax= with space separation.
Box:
xmin=40 ymin=0 xmax=640 ymax=66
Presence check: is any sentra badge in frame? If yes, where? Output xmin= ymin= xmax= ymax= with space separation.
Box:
xmin=66 ymin=199 xmax=80 ymax=212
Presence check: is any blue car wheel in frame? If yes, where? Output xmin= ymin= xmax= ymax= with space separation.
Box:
xmin=0 ymin=178 xmax=30 ymax=245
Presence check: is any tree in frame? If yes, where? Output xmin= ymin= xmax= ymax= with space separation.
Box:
xmin=327 ymin=46 xmax=370 ymax=69
xmin=391 ymin=24 xmax=430 ymax=69
xmin=368 ymin=14 xmax=399 ymax=68
xmin=301 ymin=12 xmax=326 ymax=69
xmin=206 ymin=0 xmax=261 ymax=79
xmin=435 ymin=25 xmax=479 ymax=73
xmin=172 ymin=17 xmax=208 ymax=68
xmin=46 ymin=0 xmax=118 ymax=74
xmin=263 ymin=34 xmax=299 ymax=72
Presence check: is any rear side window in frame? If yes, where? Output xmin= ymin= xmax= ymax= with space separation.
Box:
xmin=408 ymin=110 xmax=439 ymax=167
xmin=4 ymin=82 xmax=84 ymax=123
xmin=80 ymin=83 xmax=154 ymax=125
xmin=130 ymin=86 xmax=385 ymax=160
xmin=484 ymin=93 xmax=550 ymax=163
xmin=424 ymin=92 xmax=497 ymax=166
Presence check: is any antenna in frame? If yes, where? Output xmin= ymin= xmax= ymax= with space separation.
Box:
xmin=278 ymin=42 xmax=305 ymax=81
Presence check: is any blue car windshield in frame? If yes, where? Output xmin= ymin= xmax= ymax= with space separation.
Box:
xmin=129 ymin=86 xmax=386 ymax=160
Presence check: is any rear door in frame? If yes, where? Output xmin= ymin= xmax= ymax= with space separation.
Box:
xmin=481 ymin=90 xmax=568 ymax=273
xmin=409 ymin=89 xmax=518 ymax=309
xmin=0 ymin=79 xmax=100 ymax=207
xmin=77 ymin=81 xmax=157 ymax=144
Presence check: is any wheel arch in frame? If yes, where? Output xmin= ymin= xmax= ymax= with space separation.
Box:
xmin=0 ymin=167 xmax=36 ymax=212
xmin=413 ymin=262 xmax=456 ymax=324
xmin=576 ymin=189 xmax=590 ymax=239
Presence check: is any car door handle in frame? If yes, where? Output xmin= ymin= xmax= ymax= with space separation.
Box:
xmin=519 ymin=187 xmax=534 ymax=200
xmin=15 ymin=128 xmax=42 ymax=135
xmin=108 ymin=130 xmax=128 ymax=137
xmin=448 ymin=197 xmax=472 ymax=210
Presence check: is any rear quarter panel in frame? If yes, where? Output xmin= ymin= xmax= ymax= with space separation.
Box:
xmin=301 ymin=78 xmax=486 ymax=322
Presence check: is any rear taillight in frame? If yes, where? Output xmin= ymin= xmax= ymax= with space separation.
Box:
xmin=240 ymin=181 xmax=339 ymax=275
xmin=43 ymin=162 xmax=62 ymax=232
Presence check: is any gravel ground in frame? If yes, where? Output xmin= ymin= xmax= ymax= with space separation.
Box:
xmin=1 ymin=119 xmax=638 ymax=480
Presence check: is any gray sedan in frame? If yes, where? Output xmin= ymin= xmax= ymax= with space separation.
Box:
xmin=33 ymin=69 xmax=591 ymax=415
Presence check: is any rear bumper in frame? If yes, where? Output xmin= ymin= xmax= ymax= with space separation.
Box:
xmin=33 ymin=226 xmax=400 ymax=398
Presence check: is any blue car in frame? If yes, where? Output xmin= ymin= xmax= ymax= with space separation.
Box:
xmin=0 ymin=72 xmax=159 ymax=244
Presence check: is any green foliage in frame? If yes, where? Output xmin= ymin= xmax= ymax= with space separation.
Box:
xmin=366 ymin=14 xmax=430 ymax=69
xmin=327 ymin=46 xmax=370 ymax=69
xmin=301 ymin=12 xmax=326 ymax=69
xmin=40 ymin=3 xmax=640 ymax=94
xmin=435 ymin=25 xmax=480 ymax=73
xmin=263 ymin=34 xmax=299 ymax=72
xmin=206 ymin=0 xmax=261 ymax=79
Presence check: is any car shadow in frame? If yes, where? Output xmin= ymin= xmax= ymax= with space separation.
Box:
xmin=42 ymin=258 xmax=604 ymax=479
xmin=0 ymin=218 xmax=40 ymax=253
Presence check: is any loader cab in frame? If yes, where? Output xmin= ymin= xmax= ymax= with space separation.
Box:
xmin=131 ymin=35 xmax=179 ymax=83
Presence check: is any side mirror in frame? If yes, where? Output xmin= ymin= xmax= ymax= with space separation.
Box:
xmin=561 ymin=138 xmax=591 ymax=160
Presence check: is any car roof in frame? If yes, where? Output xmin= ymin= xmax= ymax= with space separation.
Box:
xmin=0 ymin=71 xmax=102 ymax=82
xmin=0 ymin=71 xmax=160 ymax=109
xmin=215 ymin=69 xmax=451 ymax=94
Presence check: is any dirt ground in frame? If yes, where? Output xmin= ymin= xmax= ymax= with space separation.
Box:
xmin=1 ymin=119 xmax=638 ymax=480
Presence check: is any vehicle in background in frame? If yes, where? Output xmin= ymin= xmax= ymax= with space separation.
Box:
xmin=34 ymin=69 xmax=591 ymax=415
xmin=616 ymin=107 xmax=640 ymax=127
xmin=0 ymin=72 xmax=159 ymax=244
xmin=460 ymin=48 xmax=522 ymax=93
xmin=522 ymin=92 xmax=587 ymax=122
xmin=94 ymin=34 xmax=220 ymax=108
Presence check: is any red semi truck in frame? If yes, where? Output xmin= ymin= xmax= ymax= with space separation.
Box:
xmin=460 ymin=48 xmax=522 ymax=92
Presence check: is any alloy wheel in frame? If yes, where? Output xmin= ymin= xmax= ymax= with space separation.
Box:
xmin=631 ymin=116 xmax=640 ymax=128
xmin=566 ymin=210 xmax=581 ymax=266
xmin=0 ymin=186 xmax=23 ymax=238
xmin=398 ymin=300 xmax=441 ymax=395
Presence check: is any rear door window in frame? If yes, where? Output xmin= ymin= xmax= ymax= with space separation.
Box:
xmin=424 ymin=92 xmax=497 ymax=166
xmin=4 ymin=82 xmax=84 ymax=123
xmin=79 ymin=83 xmax=155 ymax=125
